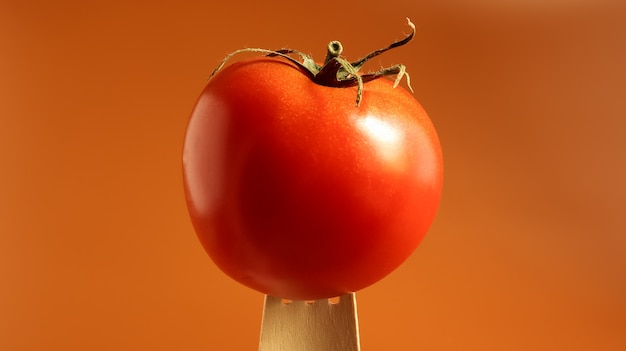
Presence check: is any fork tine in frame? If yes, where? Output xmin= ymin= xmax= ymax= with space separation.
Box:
xmin=259 ymin=293 xmax=361 ymax=351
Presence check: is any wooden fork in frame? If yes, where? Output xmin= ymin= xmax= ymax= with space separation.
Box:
xmin=258 ymin=293 xmax=361 ymax=351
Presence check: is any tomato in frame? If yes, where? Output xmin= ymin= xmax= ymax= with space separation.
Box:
xmin=183 ymin=21 xmax=443 ymax=300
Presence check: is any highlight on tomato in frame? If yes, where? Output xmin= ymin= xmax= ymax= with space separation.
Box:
xmin=183 ymin=19 xmax=443 ymax=300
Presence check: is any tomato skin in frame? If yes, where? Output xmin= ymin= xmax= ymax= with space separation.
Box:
xmin=183 ymin=58 xmax=443 ymax=300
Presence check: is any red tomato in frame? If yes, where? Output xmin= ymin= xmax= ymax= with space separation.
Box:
xmin=183 ymin=56 xmax=443 ymax=300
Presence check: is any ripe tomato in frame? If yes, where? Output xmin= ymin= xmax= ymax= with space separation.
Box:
xmin=183 ymin=22 xmax=443 ymax=300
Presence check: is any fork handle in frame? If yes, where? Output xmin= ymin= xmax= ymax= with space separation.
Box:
xmin=258 ymin=293 xmax=361 ymax=351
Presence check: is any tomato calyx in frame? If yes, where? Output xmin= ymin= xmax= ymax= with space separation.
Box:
xmin=209 ymin=18 xmax=417 ymax=106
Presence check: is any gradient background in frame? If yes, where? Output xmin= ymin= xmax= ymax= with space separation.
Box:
xmin=1 ymin=0 xmax=625 ymax=350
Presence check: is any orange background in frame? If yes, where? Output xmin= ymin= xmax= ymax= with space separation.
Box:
xmin=1 ymin=0 xmax=625 ymax=350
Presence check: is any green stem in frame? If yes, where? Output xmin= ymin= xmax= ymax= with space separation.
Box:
xmin=208 ymin=18 xmax=417 ymax=107
xmin=323 ymin=41 xmax=343 ymax=65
